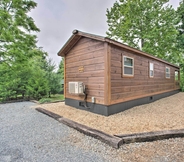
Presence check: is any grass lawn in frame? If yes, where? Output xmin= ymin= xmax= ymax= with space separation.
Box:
xmin=39 ymin=94 xmax=64 ymax=104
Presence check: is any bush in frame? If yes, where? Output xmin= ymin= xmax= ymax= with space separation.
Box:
xmin=180 ymin=73 xmax=184 ymax=92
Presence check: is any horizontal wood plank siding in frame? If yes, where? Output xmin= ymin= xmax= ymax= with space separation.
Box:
xmin=65 ymin=37 xmax=105 ymax=104
xmin=104 ymin=42 xmax=111 ymax=105
xmin=110 ymin=45 xmax=180 ymax=105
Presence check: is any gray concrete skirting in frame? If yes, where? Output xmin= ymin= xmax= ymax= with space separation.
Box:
xmin=35 ymin=108 xmax=184 ymax=149
xmin=65 ymin=90 xmax=180 ymax=116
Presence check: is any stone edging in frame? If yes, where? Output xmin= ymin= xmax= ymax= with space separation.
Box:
xmin=115 ymin=129 xmax=184 ymax=145
xmin=0 ymin=99 xmax=30 ymax=104
xmin=35 ymin=107 xmax=184 ymax=149
xmin=0 ymin=99 xmax=65 ymax=105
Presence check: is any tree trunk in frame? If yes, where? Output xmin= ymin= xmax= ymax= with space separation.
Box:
xmin=141 ymin=38 xmax=144 ymax=50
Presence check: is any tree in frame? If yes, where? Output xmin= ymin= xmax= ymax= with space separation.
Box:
xmin=26 ymin=61 xmax=49 ymax=100
xmin=0 ymin=49 xmax=48 ymax=101
xmin=44 ymin=58 xmax=62 ymax=97
xmin=176 ymin=0 xmax=184 ymax=52
xmin=0 ymin=0 xmax=39 ymax=64
xmin=0 ymin=0 xmax=52 ymax=101
xmin=57 ymin=58 xmax=64 ymax=79
xmin=0 ymin=64 xmax=17 ymax=100
xmin=176 ymin=0 xmax=184 ymax=91
xmin=106 ymin=0 xmax=179 ymax=62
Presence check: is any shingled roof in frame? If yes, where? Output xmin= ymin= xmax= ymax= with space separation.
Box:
xmin=57 ymin=30 xmax=179 ymax=68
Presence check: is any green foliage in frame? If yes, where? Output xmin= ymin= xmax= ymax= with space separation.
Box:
xmin=48 ymin=73 xmax=62 ymax=95
xmin=0 ymin=1 xmax=63 ymax=101
xmin=179 ymin=63 xmax=184 ymax=92
xmin=26 ymin=56 xmax=49 ymax=100
xmin=176 ymin=1 xmax=184 ymax=91
xmin=0 ymin=54 xmax=48 ymax=101
xmin=39 ymin=98 xmax=52 ymax=104
xmin=57 ymin=58 xmax=64 ymax=79
xmin=0 ymin=48 xmax=62 ymax=101
xmin=106 ymin=0 xmax=180 ymax=62
xmin=176 ymin=0 xmax=184 ymax=50
xmin=39 ymin=94 xmax=64 ymax=104
xmin=0 ymin=0 xmax=39 ymax=64
xmin=0 ymin=0 xmax=41 ymax=100
xmin=180 ymin=74 xmax=184 ymax=92
xmin=42 ymin=58 xmax=63 ymax=97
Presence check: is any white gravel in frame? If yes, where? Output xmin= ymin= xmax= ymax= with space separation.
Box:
xmin=38 ymin=92 xmax=184 ymax=135
xmin=0 ymin=101 xmax=184 ymax=162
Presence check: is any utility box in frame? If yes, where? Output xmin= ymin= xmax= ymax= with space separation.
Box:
xmin=69 ymin=82 xmax=84 ymax=95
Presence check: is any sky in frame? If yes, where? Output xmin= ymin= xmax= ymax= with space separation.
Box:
xmin=29 ymin=0 xmax=180 ymax=67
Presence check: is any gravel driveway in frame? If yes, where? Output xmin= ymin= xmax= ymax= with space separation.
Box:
xmin=0 ymin=102 xmax=114 ymax=162
xmin=0 ymin=102 xmax=184 ymax=162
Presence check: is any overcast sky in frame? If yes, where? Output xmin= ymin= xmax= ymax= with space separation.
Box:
xmin=29 ymin=0 xmax=180 ymax=66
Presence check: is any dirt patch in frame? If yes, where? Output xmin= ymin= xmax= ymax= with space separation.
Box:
xmin=33 ymin=92 xmax=184 ymax=135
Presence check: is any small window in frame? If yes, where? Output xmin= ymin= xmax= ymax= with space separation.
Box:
xmin=166 ymin=67 xmax=170 ymax=78
xmin=149 ymin=62 xmax=154 ymax=77
xmin=175 ymin=71 xmax=179 ymax=81
xmin=122 ymin=56 xmax=134 ymax=76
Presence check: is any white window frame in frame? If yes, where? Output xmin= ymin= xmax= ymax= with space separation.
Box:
xmin=149 ymin=62 xmax=154 ymax=78
xmin=122 ymin=56 xmax=134 ymax=77
xmin=166 ymin=67 xmax=170 ymax=79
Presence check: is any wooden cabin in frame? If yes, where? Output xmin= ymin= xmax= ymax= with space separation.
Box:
xmin=58 ymin=30 xmax=180 ymax=116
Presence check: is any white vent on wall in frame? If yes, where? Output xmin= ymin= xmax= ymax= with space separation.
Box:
xmin=69 ymin=82 xmax=84 ymax=94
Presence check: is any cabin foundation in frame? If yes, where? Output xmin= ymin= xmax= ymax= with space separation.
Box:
xmin=65 ymin=90 xmax=179 ymax=116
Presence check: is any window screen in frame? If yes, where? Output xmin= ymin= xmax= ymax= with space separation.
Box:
xmin=149 ymin=62 xmax=154 ymax=77
xmin=166 ymin=67 xmax=170 ymax=78
xmin=123 ymin=56 xmax=134 ymax=76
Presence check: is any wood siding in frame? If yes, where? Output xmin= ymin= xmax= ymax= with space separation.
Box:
xmin=65 ymin=37 xmax=105 ymax=104
xmin=104 ymin=43 xmax=111 ymax=105
xmin=110 ymin=45 xmax=180 ymax=105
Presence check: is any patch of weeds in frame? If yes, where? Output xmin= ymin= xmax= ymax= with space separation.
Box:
xmin=38 ymin=94 xmax=64 ymax=104
xmin=39 ymin=98 xmax=53 ymax=104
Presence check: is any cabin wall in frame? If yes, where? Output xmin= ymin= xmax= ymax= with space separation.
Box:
xmin=65 ymin=37 xmax=105 ymax=104
xmin=110 ymin=45 xmax=180 ymax=105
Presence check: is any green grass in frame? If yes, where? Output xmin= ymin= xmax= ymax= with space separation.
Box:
xmin=39 ymin=94 xmax=64 ymax=104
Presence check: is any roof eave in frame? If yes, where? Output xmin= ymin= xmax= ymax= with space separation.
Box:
xmin=104 ymin=38 xmax=180 ymax=69
xmin=57 ymin=30 xmax=106 ymax=57
xmin=57 ymin=34 xmax=81 ymax=57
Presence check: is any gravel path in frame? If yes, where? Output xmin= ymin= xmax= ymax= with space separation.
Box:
xmin=0 ymin=102 xmax=184 ymax=162
xmin=0 ymin=102 xmax=114 ymax=162
xmin=38 ymin=92 xmax=184 ymax=135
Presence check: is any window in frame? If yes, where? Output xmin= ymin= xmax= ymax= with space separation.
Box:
xmin=166 ymin=67 xmax=170 ymax=78
xmin=122 ymin=56 xmax=134 ymax=76
xmin=175 ymin=71 xmax=179 ymax=81
xmin=149 ymin=62 xmax=154 ymax=77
